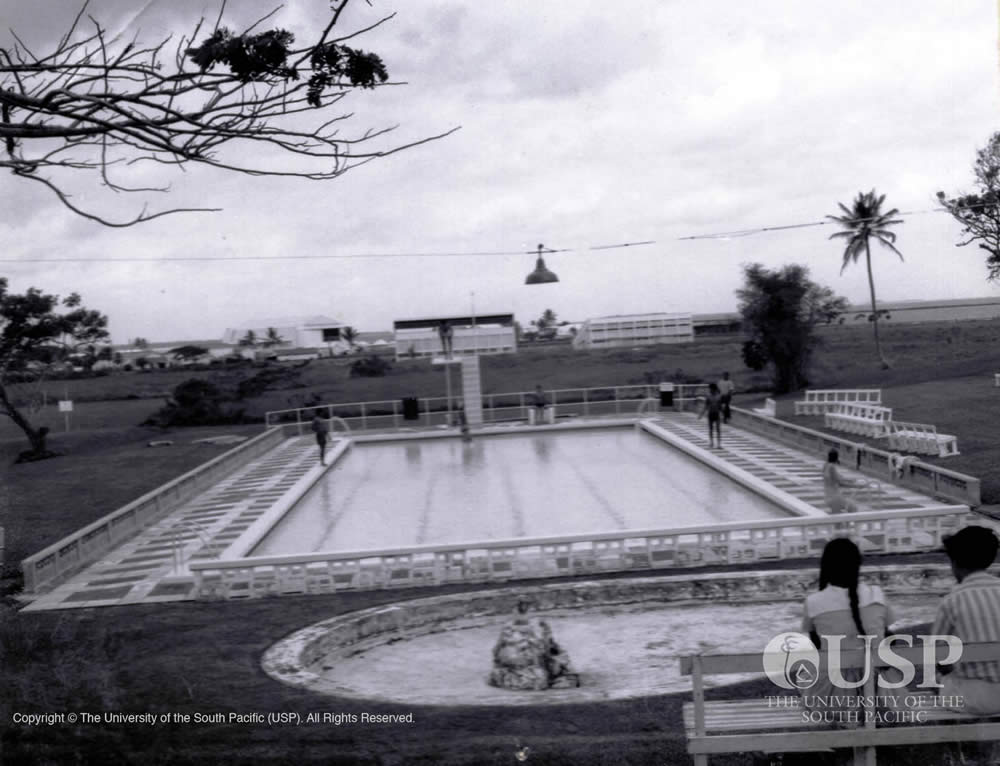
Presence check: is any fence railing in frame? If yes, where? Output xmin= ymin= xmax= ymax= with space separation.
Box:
xmin=265 ymin=383 xmax=712 ymax=434
xmin=20 ymin=427 xmax=287 ymax=594
xmin=190 ymin=504 xmax=978 ymax=600
xmin=729 ymin=407 xmax=982 ymax=507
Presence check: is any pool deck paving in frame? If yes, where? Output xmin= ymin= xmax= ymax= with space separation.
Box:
xmin=21 ymin=435 xmax=334 ymax=612
xmin=19 ymin=415 xmax=969 ymax=612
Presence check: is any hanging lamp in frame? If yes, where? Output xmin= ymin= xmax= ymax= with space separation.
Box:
xmin=525 ymin=243 xmax=559 ymax=284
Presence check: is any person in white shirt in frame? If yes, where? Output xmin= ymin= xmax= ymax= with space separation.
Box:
xmin=717 ymin=372 xmax=734 ymax=423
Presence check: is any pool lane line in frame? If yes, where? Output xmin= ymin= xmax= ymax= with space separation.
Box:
xmin=560 ymin=448 xmax=628 ymax=531
xmin=307 ymin=445 xmax=384 ymax=553
xmin=493 ymin=445 xmax=528 ymax=539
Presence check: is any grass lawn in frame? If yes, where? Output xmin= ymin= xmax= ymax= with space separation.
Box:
xmin=2 ymin=318 xmax=999 ymax=764
xmin=1 ymin=425 xmax=262 ymax=566
xmin=0 ymin=571 xmax=962 ymax=766
xmin=757 ymin=373 xmax=1000 ymax=504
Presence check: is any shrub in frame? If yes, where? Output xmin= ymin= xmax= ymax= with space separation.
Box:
xmin=235 ymin=366 xmax=302 ymax=400
xmin=143 ymin=378 xmax=244 ymax=427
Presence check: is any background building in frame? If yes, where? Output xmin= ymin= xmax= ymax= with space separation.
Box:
xmin=222 ymin=316 xmax=350 ymax=354
xmin=572 ymin=313 xmax=694 ymax=349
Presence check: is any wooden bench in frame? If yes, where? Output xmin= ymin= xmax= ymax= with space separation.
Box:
xmin=682 ymin=642 xmax=1000 ymax=766
xmin=794 ymin=389 xmax=882 ymax=416
xmin=753 ymin=398 xmax=777 ymax=417
xmin=823 ymin=403 xmax=893 ymax=438
xmin=886 ymin=421 xmax=959 ymax=458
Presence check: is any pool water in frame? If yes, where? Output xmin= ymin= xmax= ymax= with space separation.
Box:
xmin=252 ymin=428 xmax=789 ymax=555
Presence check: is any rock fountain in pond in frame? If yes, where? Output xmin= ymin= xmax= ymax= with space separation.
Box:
xmin=487 ymin=600 xmax=579 ymax=691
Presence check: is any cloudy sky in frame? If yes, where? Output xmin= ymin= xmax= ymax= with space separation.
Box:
xmin=1 ymin=1 xmax=998 ymax=343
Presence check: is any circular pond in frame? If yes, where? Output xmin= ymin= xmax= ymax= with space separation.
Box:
xmin=262 ymin=568 xmax=947 ymax=706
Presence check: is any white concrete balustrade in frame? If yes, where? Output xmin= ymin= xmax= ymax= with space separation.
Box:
xmin=189 ymin=505 xmax=978 ymax=600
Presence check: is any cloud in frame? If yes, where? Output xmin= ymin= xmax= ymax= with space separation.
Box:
xmin=1 ymin=0 xmax=998 ymax=342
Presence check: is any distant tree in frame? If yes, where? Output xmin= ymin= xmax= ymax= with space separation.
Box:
xmin=341 ymin=326 xmax=358 ymax=347
xmin=169 ymin=345 xmax=210 ymax=362
xmin=536 ymin=309 xmax=558 ymax=329
xmin=938 ymin=132 xmax=1000 ymax=283
xmin=75 ymin=344 xmax=99 ymax=370
xmin=0 ymin=278 xmax=108 ymax=458
xmin=349 ymin=354 xmax=392 ymax=378
xmin=737 ymin=264 xmax=848 ymax=394
xmin=132 ymin=337 xmax=149 ymax=350
xmin=0 ymin=1 xmax=456 ymax=226
xmin=827 ymin=189 xmax=904 ymax=369
xmin=238 ymin=330 xmax=258 ymax=348
xmin=145 ymin=378 xmax=243 ymax=427
xmin=262 ymin=327 xmax=286 ymax=348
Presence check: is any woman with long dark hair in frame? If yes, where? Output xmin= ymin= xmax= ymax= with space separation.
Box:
xmin=800 ymin=538 xmax=900 ymax=713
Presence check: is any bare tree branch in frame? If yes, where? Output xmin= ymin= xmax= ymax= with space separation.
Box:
xmin=0 ymin=0 xmax=458 ymax=226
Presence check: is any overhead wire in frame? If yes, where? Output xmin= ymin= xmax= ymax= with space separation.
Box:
xmin=1 ymin=199 xmax=994 ymax=264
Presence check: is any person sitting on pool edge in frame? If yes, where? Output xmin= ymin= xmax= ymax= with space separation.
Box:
xmin=823 ymin=449 xmax=860 ymax=514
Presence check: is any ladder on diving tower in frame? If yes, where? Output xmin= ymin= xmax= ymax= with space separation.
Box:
xmin=460 ymin=355 xmax=483 ymax=426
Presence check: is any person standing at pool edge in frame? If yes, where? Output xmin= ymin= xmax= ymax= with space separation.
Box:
xmin=717 ymin=372 xmax=734 ymax=423
xmin=455 ymin=400 xmax=471 ymax=443
xmin=310 ymin=412 xmax=330 ymax=465
xmin=698 ymin=383 xmax=723 ymax=448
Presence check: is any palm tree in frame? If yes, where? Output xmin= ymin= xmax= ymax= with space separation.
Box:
xmin=238 ymin=330 xmax=258 ymax=348
xmin=263 ymin=327 xmax=286 ymax=348
xmin=341 ymin=326 xmax=358 ymax=348
xmin=828 ymin=189 xmax=903 ymax=368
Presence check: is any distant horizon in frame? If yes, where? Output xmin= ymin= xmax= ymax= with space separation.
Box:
xmin=110 ymin=294 xmax=1000 ymax=347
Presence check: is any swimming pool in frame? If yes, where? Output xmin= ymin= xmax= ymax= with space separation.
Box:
xmin=252 ymin=427 xmax=790 ymax=555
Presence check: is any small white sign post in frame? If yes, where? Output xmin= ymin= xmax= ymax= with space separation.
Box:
xmin=58 ymin=399 xmax=73 ymax=432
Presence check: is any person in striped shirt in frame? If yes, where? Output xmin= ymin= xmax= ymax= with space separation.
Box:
xmin=932 ymin=525 xmax=1000 ymax=714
